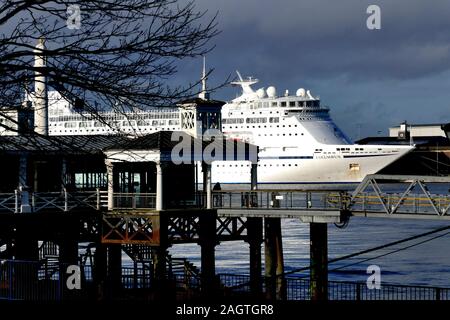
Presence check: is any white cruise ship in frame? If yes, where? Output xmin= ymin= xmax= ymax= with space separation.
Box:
xmin=4 ymin=71 xmax=413 ymax=184
xmin=211 ymin=72 xmax=413 ymax=183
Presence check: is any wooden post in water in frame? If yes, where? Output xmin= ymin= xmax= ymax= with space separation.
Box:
xmin=310 ymin=222 xmax=328 ymax=301
xmin=152 ymin=245 xmax=168 ymax=298
xmin=264 ymin=217 xmax=286 ymax=300
xmin=107 ymin=244 xmax=122 ymax=295
xmin=199 ymin=212 xmax=217 ymax=297
xmin=247 ymin=217 xmax=263 ymax=296
xmin=94 ymin=243 xmax=107 ymax=300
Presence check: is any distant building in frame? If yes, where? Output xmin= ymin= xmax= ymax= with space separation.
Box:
xmin=358 ymin=121 xmax=450 ymax=176
xmin=389 ymin=122 xmax=447 ymax=139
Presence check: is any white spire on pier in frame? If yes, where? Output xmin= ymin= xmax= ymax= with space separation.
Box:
xmin=33 ymin=37 xmax=48 ymax=135
xmin=198 ymin=56 xmax=210 ymax=100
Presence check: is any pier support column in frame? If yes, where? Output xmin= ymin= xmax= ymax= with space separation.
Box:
xmin=199 ymin=212 xmax=217 ymax=297
xmin=14 ymin=238 xmax=38 ymax=261
xmin=250 ymin=163 xmax=258 ymax=207
xmin=107 ymin=244 xmax=122 ymax=294
xmin=202 ymin=163 xmax=212 ymax=209
xmin=106 ymin=160 xmax=114 ymax=210
xmin=14 ymin=238 xmax=39 ymax=293
xmin=264 ymin=218 xmax=286 ymax=300
xmin=310 ymin=222 xmax=328 ymax=301
xmin=247 ymin=217 xmax=263 ymax=296
xmin=59 ymin=239 xmax=79 ymax=298
xmin=156 ymin=161 xmax=164 ymax=211
xmin=251 ymin=163 xmax=258 ymax=190
xmin=94 ymin=243 xmax=107 ymax=300
xmin=59 ymin=240 xmax=79 ymax=265
xmin=152 ymin=245 xmax=168 ymax=299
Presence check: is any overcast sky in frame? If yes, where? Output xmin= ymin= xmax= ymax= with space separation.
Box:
xmin=172 ymin=0 xmax=450 ymax=140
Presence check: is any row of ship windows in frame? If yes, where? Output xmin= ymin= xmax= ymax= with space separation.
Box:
xmin=229 ymin=109 xmax=318 ymax=116
xmin=223 ymin=124 xmax=302 ymax=129
xmin=223 ymin=116 xmax=315 ymax=124
xmin=222 ymin=118 xmax=312 ymax=128
xmin=49 ymin=112 xmax=178 ymax=122
xmin=335 ymin=148 xmax=368 ymax=151
xmin=257 ymin=133 xmax=304 ymax=136
xmin=50 ymin=120 xmax=180 ymax=128
xmin=52 ymin=127 xmax=178 ymax=133
xmin=243 ymin=101 xmax=320 ymax=108
xmin=215 ymin=163 xmax=299 ymax=167
xmin=223 ymin=117 xmax=279 ymax=124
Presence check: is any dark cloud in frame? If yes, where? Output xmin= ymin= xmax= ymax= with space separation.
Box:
xmin=173 ymin=0 xmax=450 ymax=138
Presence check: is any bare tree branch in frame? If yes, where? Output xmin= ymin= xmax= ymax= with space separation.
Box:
xmin=0 ymin=0 xmax=219 ymax=135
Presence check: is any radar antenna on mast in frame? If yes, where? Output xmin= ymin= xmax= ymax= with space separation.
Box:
xmin=236 ymin=70 xmax=244 ymax=82
xmin=230 ymin=70 xmax=258 ymax=96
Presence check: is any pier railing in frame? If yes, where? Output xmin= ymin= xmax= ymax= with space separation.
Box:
xmin=112 ymin=193 xmax=156 ymax=210
xmin=218 ymin=274 xmax=450 ymax=300
xmin=2 ymin=260 xmax=450 ymax=301
xmin=212 ymin=188 xmax=450 ymax=218
xmin=2 ymin=184 xmax=450 ymax=218
xmin=0 ymin=189 xmax=109 ymax=214
xmin=212 ymin=190 xmax=348 ymax=210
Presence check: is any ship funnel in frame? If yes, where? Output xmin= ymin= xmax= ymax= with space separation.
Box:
xmin=33 ymin=37 xmax=48 ymax=135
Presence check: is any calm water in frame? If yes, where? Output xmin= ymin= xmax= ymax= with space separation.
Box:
xmin=169 ymin=183 xmax=450 ymax=288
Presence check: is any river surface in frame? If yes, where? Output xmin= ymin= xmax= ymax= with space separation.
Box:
xmin=169 ymin=183 xmax=450 ymax=287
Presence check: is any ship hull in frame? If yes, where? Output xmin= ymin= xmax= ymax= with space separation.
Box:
xmin=209 ymin=145 xmax=414 ymax=184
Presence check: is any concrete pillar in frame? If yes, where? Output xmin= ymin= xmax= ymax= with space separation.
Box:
xmin=310 ymin=222 xmax=328 ymax=301
xmin=106 ymin=160 xmax=114 ymax=210
xmin=264 ymin=218 xmax=286 ymax=300
xmin=199 ymin=213 xmax=217 ymax=297
xmin=34 ymin=37 xmax=48 ymax=136
xmin=247 ymin=217 xmax=262 ymax=296
xmin=202 ymin=163 xmax=212 ymax=209
xmin=156 ymin=162 xmax=164 ymax=211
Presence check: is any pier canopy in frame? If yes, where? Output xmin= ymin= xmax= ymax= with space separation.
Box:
xmin=103 ymin=130 xmax=258 ymax=164
xmin=0 ymin=134 xmax=127 ymax=193
xmin=103 ymin=131 xmax=258 ymax=210
xmin=0 ymin=131 xmax=258 ymax=211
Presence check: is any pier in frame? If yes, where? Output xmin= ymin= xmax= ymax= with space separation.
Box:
xmin=2 ymin=165 xmax=450 ymax=301
xmin=1 ymin=45 xmax=449 ymax=301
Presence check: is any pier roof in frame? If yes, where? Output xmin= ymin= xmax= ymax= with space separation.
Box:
xmin=0 ymin=134 xmax=128 ymax=155
xmin=105 ymin=131 xmax=259 ymax=163
xmin=0 ymin=131 xmax=258 ymax=162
